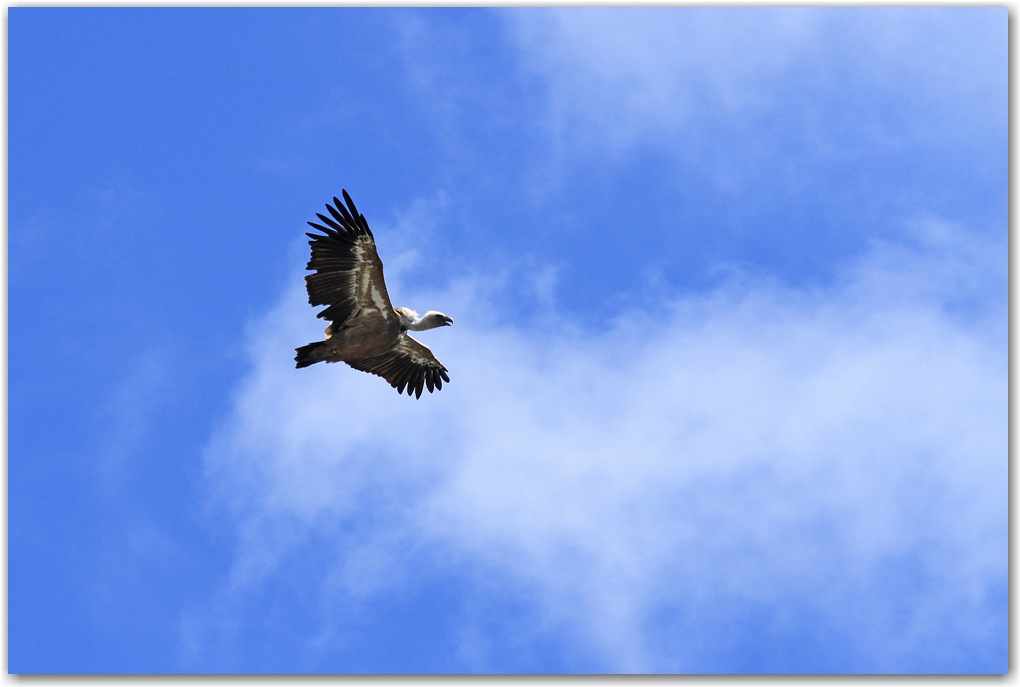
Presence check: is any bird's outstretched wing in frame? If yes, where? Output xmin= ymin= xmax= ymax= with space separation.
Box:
xmin=304 ymin=190 xmax=395 ymax=330
xmin=345 ymin=335 xmax=451 ymax=398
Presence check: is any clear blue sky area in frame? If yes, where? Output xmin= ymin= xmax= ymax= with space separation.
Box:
xmin=9 ymin=7 xmax=1006 ymax=674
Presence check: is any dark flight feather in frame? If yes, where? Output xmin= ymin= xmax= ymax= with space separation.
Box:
xmin=302 ymin=192 xmax=394 ymax=330
xmin=345 ymin=336 xmax=450 ymax=398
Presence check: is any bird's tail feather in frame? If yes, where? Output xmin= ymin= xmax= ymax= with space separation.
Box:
xmin=295 ymin=341 xmax=326 ymax=368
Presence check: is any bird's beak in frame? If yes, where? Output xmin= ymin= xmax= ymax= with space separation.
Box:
xmin=443 ymin=316 xmax=454 ymax=326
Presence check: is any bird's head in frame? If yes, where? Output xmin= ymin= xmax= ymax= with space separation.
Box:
xmin=400 ymin=308 xmax=453 ymax=331
xmin=421 ymin=310 xmax=454 ymax=329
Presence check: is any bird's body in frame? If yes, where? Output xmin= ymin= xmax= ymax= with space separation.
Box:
xmin=294 ymin=190 xmax=452 ymax=398
xmin=301 ymin=313 xmax=402 ymax=363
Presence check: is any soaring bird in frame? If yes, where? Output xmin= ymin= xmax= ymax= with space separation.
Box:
xmin=294 ymin=190 xmax=453 ymax=398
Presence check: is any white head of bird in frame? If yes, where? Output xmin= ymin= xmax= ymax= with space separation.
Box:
xmin=395 ymin=308 xmax=454 ymax=331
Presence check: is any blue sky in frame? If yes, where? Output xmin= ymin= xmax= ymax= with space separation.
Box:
xmin=9 ymin=7 xmax=1006 ymax=674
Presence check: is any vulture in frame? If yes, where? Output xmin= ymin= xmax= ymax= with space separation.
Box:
xmin=294 ymin=190 xmax=453 ymax=398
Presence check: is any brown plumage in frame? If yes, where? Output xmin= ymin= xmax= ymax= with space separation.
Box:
xmin=294 ymin=190 xmax=452 ymax=398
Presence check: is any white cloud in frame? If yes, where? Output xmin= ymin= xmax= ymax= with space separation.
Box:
xmin=508 ymin=9 xmax=813 ymax=149
xmin=200 ymin=217 xmax=1004 ymax=671
xmin=504 ymin=8 xmax=1004 ymax=163
xmin=189 ymin=9 xmax=1005 ymax=671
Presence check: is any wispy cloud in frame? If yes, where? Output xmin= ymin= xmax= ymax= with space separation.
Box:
xmin=198 ymin=214 xmax=1004 ymax=672
xmin=189 ymin=9 xmax=1004 ymax=672
xmin=506 ymin=7 xmax=1004 ymax=158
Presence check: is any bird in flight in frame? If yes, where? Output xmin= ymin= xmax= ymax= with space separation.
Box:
xmin=294 ymin=190 xmax=453 ymax=398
